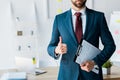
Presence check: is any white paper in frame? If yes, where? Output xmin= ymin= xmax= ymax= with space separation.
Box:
xmin=75 ymin=40 xmax=101 ymax=74
xmin=75 ymin=40 xmax=101 ymax=64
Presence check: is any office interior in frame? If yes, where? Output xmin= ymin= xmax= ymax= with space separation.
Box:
xmin=0 ymin=0 xmax=120 ymax=79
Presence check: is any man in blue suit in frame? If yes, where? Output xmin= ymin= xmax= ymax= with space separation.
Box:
xmin=47 ymin=0 xmax=116 ymax=80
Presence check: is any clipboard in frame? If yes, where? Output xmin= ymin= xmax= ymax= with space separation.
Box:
xmin=75 ymin=40 xmax=101 ymax=74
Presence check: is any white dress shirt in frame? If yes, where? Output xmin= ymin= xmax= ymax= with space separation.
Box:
xmin=71 ymin=7 xmax=86 ymax=34
xmin=71 ymin=8 xmax=99 ymax=73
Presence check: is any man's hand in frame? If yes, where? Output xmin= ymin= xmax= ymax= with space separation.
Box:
xmin=80 ymin=60 xmax=95 ymax=72
xmin=55 ymin=36 xmax=67 ymax=54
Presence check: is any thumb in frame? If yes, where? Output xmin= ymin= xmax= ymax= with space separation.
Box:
xmin=80 ymin=62 xmax=86 ymax=67
xmin=58 ymin=36 xmax=62 ymax=45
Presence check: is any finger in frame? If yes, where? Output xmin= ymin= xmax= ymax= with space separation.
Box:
xmin=64 ymin=47 xmax=67 ymax=53
xmin=59 ymin=45 xmax=64 ymax=51
xmin=61 ymin=49 xmax=66 ymax=54
xmin=86 ymin=69 xmax=91 ymax=72
xmin=62 ymin=44 xmax=67 ymax=47
xmin=80 ymin=63 xmax=85 ymax=66
xmin=62 ymin=44 xmax=67 ymax=50
xmin=80 ymin=61 xmax=87 ymax=66
xmin=89 ymin=64 xmax=94 ymax=70
xmin=83 ymin=66 xmax=90 ymax=72
xmin=81 ymin=66 xmax=88 ymax=72
xmin=85 ymin=61 xmax=90 ymax=66
xmin=86 ymin=64 xmax=94 ymax=72
xmin=58 ymin=36 xmax=62 ymax=45
xmin=81 ymin=66 xmax=86 ymax=70
xmin=60 ymin=44 xmax=67 ymax=51
xmin=81 ymin=64 xmax=92 ymax=72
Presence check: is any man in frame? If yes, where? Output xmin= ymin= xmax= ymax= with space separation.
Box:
xmin=47 ymin=0 xmax=116 ymax=80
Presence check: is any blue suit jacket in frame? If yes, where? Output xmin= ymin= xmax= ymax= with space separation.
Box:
xmin=47 ymin=8 xmax=116 ymax=80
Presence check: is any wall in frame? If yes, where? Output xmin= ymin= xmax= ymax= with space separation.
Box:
xmin=0 ymin=0 xmax=120 ymax=69
xmin=0 ymin=0 xmax=16 ymax=69
xmin=94 ymin=0 xmax=120 ymax=23
xmin=0 ymin=0 xmax=94 ymax=69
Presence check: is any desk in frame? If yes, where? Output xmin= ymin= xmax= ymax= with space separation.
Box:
xmin=0 ymin=67 xmax=58 ymax=80
xmin=103 ymin=66 xmax=120 ymax=80
xmin=27 ymin=67 xmax=58 ymax=80
xmin=0 ymin=66 xmax=120 ymax=80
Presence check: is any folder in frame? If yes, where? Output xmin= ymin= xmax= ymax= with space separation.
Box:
xmin=75 ymin=40 xmax=101 ymax=74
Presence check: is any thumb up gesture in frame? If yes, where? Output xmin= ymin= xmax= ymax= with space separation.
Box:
xmin=55 ymin=36 xmax=67 ymax=54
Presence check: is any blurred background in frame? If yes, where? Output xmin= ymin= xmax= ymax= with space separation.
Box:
xmin=0 ymin=0 xmax=120 ymax=70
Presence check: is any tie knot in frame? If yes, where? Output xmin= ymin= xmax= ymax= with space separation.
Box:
xmin=75 ymin=12 xmax=81 ymax=17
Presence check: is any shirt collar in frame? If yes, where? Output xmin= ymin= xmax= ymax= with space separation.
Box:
xmin=71 ymin=7 xmax=86 ymax=16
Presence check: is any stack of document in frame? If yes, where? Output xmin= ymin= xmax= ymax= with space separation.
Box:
xmin=0 ymin=72 xmax=27 ymax=80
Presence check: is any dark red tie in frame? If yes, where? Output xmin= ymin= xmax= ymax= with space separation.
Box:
xmin=75 ymin=12 xmax=83 ymax=43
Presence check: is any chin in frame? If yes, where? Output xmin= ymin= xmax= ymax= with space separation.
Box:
xmin=76 ymin=5 xmax=84 ymax=8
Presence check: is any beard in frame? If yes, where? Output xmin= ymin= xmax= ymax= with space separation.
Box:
xmin=71 ymin=0 xmax=86 ymax=8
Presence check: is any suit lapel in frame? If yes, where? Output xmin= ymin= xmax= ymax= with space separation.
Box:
xmin=64 ymin=9 xmax=78 ymax=45
xmin=83 ymin=8 xmax=94 ymax=39
xmin=63 ymin=8 xmax=94 ymax=44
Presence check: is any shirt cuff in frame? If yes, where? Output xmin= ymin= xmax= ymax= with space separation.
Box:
xmin=54 ymin=53 xmax=60 ymax=59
